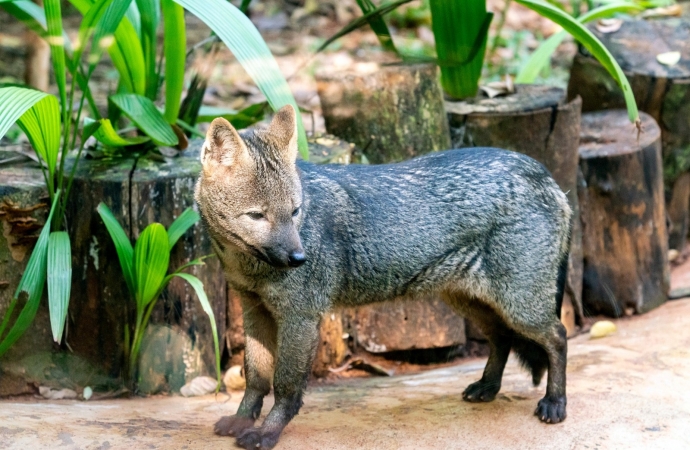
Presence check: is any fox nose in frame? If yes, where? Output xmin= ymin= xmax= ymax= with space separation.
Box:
xmin=287 ymin=251 xmax=306 ymax=267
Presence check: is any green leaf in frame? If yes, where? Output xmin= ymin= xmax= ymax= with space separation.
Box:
xmin=44 ymin=0 xmax=67 ymax=112
xmin=134 ymin=223 xmax=170 ymax=308
xmin=162 ymin=0 xmax=186 ymax=123
xmin=86 ymin=117 xmax=150 ymax=147
xmin=429 ymin=0 xmax=492 ymax=99
xmin=515 ymin=0 xmax=639 ymax=124
xmin=355 ymin=0 xmax=398 ymax=54
xmin=47 ymin=231 xmax=71 ymax=343
xmin=316 ymin=0 xmax=414 ymax=53
xmin=16 ymin=94 xmax=61 ymax=181
xmin=97 ymin=202 xmax=136 ymax=297
xmin=110 ymin=93 xmax=179 ymax=146
xmin=172 ymin=0 xmax=309 ymax=159
xmin=516 ymin=1 xmax=643 ymax=83
xmin=167 ymin=208 xmax=200 ymax=250
xmin=82 ymin=116 xmax=102 ymax=142
xmin=196 ymin=102 xmax=266 ymax=129
xmin=135 ymin=0 xmax=161 ymax=99
xmin=172 ymin=273 xmax=221 ymax=388
xmin=0 ymin=86 xmax=48 ymax=143
xmin=0 ymin=190 xmax=61 ymax=358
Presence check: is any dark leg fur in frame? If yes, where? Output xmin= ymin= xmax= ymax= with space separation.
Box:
xmin=511 ymin=338 xmax=549 ymax=386
xmin=235 ymin=313 xmax=321 ymax=449
xmin=215 ymin=293 xmax=277 ymax=438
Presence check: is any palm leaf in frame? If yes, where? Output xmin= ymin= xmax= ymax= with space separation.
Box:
xmin=135 ymin=0 xmax=161 ymax=99
xmin=355 ymin=0 xmax=398 ymax=54
xmin=172 ymin=273 xmax=221 ymax=388
xmin=86 ymin=117 xmax=151 ymax=147
xmin=97 ymin=202 xmax=136 ymax=296
xmin=515 ymin=0 xmax=639 ymax=124
xmin=516 ymin=1 xmax=643 ymax=83
xmin=16 ymin=94 xmax=61 ymax=182
xmin=0 ymin=87 xmax=48 ymax=142
xmin=47 ymin=231 xmax=72 ymax=343
xmin=44 ymin=0 xmax=67 ymax=112
xmin=162 ymin=0 xmax=186 ymax=123
xmin=133 ymin=223 xmax=170 ymax=308
xmin=172 ymin=0 xmax=309 ymax=159
xmin=167 ymin=208 xmax=200 ymax=250
xmin=0 ymin=190 xmax=61 ymax=357
xmin=110 ymin=93 xmax=179 ymax=146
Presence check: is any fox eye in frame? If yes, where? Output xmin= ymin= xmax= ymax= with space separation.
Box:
xmin=246 ymin=211 xmax=265 ymax=220
xmin=292 ymin=207 xmax=300 ymax=217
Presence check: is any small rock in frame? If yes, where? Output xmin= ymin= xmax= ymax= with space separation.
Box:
xmin=180 ymin=376 xmax=218 ymax=397
xmin=83 ymin=386 xmax=93 ymax=401
xmin=223 ymin=365 xmax=246 ymax=391
xmin=39 ymin=387 xmax=78 ymax=400
xmin=590 ymin=320 xmax=617 ymax=339
xmin=668 ymin=249 xmax=679 ymax=262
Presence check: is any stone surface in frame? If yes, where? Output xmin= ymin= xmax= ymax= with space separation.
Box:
xmin=1 ymin=297 xmax=690 ymax=449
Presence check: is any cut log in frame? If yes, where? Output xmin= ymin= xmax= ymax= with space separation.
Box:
xmin=446 ymin=85 xmax=584 ymax=335
xmin=316 ymin=63 xmax=451 ymax=163
xmin=66 ymin=145 xmax=226 ymax=387
xmin=578 ymin=110 xmax=668 ymax=317
xmin=567 ymin=18 xmax=690 ymax=251
xmin=0 ymin=152 xmax=52 ymax=395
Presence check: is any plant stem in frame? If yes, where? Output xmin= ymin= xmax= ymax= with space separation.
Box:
xmin=488 ymin=0 xmax=512 ymax=62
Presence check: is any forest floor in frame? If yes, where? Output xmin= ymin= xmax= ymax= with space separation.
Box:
xmin=2 ymin=296 xmax=690 ymax=449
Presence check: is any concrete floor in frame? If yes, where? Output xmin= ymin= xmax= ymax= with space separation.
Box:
xmin=2 ymin=299 xmax=690 ymax=450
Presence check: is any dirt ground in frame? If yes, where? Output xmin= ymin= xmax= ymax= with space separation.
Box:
xmin=2 ymin=296 xmax=690 ymax=450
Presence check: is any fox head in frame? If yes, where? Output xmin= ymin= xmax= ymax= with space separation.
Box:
xmin=195 ymin=105 xmax=306 ymax=269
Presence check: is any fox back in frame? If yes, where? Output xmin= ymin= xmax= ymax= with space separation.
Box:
xmin=196 ymin=106 xmax=572 ymax=450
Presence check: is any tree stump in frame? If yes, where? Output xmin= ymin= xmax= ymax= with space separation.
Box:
xmin=0 ymin=152 xmax=52 ymax=395
xmin=315 ymin=64 xmax=468 ymax=356
xmin=316 ymin=63 xmax=451 ymax=163
xmin=578 ymin=110 xmax=668 ymax=317
xmin=446 ymin=85 xmax=583 ymax=336
xmin=567 ymin=17 xmax=690 ymax=251
xmin=66 ymin=146 xmax=226 ymax=388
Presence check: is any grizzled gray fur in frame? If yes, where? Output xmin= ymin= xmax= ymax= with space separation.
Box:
xmin=195 ymin=105 xmax=572 ymax=449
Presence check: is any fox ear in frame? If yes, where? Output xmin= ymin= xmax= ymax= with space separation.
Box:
xmin=201 ymin=117 xmax=249 ymax=168
xmin=266 ymin=104 xmax=298 ymax=162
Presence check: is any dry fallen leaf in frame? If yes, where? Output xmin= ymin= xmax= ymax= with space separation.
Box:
xmin=180 ymin=376 xmax=218 ymax=397
xmin=641 ymin=4 xmax=682 ymax=19
xmin=596 ymin=19 xmax=623 ymax=34
xmin=657 ymin=51 xmax=681 ymax=67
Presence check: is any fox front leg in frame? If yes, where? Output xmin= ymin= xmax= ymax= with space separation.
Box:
xmin=215 ymin=294 xmax=277 ymax=437
xmin=235 ymin=313 xmax=321 ymax=450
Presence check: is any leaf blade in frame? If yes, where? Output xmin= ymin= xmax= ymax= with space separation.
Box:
xmin=0 ymin=86 xmax=48 ymax=143
xmin=16 ymin=94 xmax=61 ymax=180
xmin=162 ymin=0 xmax=186 ymax=123
xmin=172 ymin=0 xmax=309 ymax=159
xmin=97 ymin=202 xmax=136 ymax=296
xmin=167 ymin=208 xmax=200 ymax=250
xmin=133 ymin=223 xmax=170 ymax=308
xmin=47 ymin=231 xmax=72 ymax=342
xmin=110 ymin=93 xmax=179 ymax=146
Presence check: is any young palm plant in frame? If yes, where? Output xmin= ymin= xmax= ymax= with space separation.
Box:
xmin=323 ymin=0 xmax=643 ymax=127
xmin=97 ymin=203 xmax=221 ymax=389
xmin=0 ymin=0 xmax=306 ymax=356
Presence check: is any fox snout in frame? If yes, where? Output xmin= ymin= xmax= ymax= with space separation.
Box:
xmin=264 ymin=245 xmax=307 ymax=269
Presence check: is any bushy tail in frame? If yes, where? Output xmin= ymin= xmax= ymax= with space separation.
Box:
xmin=515 ymin=223 xmax=571 ymax=387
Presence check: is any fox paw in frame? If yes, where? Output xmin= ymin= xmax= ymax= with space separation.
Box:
xmin=236 ymin=427 xmax=281 ymax=450
xmin=535 ymin=396 xmax=567 ymax=424
xmin=462 ymin=379 xmax=500 ymax=402
xmin=214 ymin=415 xmax=255 ymax=437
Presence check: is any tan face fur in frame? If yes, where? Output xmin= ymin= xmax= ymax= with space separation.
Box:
xmin=195 ymin=105 xmax=306 ymax=269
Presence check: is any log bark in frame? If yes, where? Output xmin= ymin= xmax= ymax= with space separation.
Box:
xmin=316 ymin=63 xmax=451 ymax=163
xmin=567 ymin=18 xmax=690 ymax=251
xmin=446 ymin=85 xmax=584 ymax=335
xmin=578 ymin=110 xmax=669 ymax=317
xmin=0 ymin=152 xmax=52 ymax=395
xmin=66 ymin=145 xmax=226 ymax=386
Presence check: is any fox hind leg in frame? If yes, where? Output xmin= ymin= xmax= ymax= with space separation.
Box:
xmin=442 ymin=294 xmax=512 ymax=403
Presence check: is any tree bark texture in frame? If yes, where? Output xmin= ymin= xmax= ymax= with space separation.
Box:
xmin=567 ymin=18 xmax=690 ymax=251
xmin=578 ymin=110 xmax=669 ymax=317
xmin=446 ymin=85 xmax=583 ymax=335
xmin=316 ymin=63 xmax=451 ymax=164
